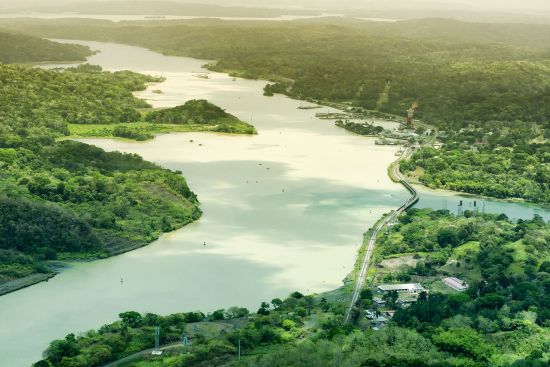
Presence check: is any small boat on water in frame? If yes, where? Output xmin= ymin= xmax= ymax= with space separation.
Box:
xmin=298 ymin=105 xmax=322 ymax=110
xmin=152 ymin=89 xmax=163 ymax=94
xmin=193 ymin=73 xmax=210 ymax=79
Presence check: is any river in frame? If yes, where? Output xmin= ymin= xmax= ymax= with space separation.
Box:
xmin=0 ymin=12 xmax=399 ymax=22
xmin=0 ymin=40 xmax=548 ymax=366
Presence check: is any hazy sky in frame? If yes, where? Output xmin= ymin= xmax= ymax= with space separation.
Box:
xmin=2 ymin=0 xmax=550 ymax=13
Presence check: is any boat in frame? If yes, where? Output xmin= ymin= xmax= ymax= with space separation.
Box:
xmin=298 ymin=105 xmax=322 ymax=110
xmin=193 ymin=73 xmax=210 ymax=79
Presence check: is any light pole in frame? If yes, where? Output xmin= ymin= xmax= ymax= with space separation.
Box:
xmin=182 ymin=335 xmax=189 ymax=354
xmin=154 ymin=326 xmax=160 ymax=350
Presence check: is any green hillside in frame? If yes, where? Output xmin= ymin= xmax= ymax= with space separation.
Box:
xmin=2 ymin=18 xmax=550 ymax=127
xmin=0 ymin=30 xmax=92 ymax=63
xmin=0 ymin=64 xmax=201 ymax=288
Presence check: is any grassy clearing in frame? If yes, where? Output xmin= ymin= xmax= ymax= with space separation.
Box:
xmin=64 ymin=118 xmax=256 ymax=141
xmin=452 ymin=241 xmax=481 ymax=258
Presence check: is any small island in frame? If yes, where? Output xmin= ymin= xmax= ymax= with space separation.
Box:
xmin=68 ymin=99 xmax=256 ymax=141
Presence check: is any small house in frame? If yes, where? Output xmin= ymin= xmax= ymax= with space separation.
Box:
xmin=443 ymin=277 xmax=468 ymax=291
xmin=377 ymin=283 xmax=425 ymax=294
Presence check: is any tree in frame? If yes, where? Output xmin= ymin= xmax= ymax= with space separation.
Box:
xmin=210 ymin=309 xmax=225 ymax=321
xmin=271 ymin=298 xmax=283 ymax=310
xmin=437 ymin=227 xmax=459 ymax=247
xmin=184 ymin=312 xmax=205 ymax=323
xmin=87 ymin=344 xmax=112 ymax=365
xmin=263 ymin=84 xmax=274 ymax=96
xmin=320 ymin=298 xmax=331 ymax=312
xmin=225 ymin=306 xmax=249 ymax=319
xmin=282 ymin=319 xmax=296 ymax=331
xmin=118 ymin=311 xmax=143 ymax=327
xmin=360 ymin=289 xmax=374 ymax=303
xmin=257 ymin=302 xmax=270 ymax=315
xmin=382 ymin=290 xmax=399 ymax=309
xmin=45 ymin=334 xmax=79 ymax=364
xmin=433 ymin=327 xmax=494 ymax=361
xmin=539 ymin=261 xmax=550 ymax=273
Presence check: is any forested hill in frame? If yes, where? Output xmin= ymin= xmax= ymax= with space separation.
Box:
xmin=0 ymin=64 xmax=201 ymax=289
xmin=0 ymin=31 xmax=92 ymax=63
xmin=2 ymin=18 xmax=550 ymax=127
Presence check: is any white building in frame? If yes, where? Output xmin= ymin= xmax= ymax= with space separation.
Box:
xmin=377 ymin=283 xmax=425 ymax=294
xmin=443 ymin=277 xmax=468 ymax=291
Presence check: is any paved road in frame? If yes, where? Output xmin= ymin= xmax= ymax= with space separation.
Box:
xmin=101 ymin=342 xmax=183 ymax=367
xmin=344 ymin=150 xmax=419 ymax=323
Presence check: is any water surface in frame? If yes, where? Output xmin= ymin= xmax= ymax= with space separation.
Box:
xmin=0 ymin=40 xmax=547 ymax=367
xmin=0 ymin=41 xmax=404 ymax=366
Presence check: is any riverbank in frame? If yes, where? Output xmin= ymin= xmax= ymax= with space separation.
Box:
xmin=0 ymin=273 xmax=56 ymax=296
xmin=63 ymin=119 xmax=256 ymax=141
xmin=0 ymin=211 xmax=204 ymax=297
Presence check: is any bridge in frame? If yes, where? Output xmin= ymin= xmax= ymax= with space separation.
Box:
xmin=343 ymin=150 xmax=419 ymax=323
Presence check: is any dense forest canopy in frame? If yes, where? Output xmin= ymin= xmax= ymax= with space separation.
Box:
xmin=401 ymin=122 xmax=550 ymax=203
xmin=145 ymin=99 xmax=228 ymax=124
xmin=0 ymin=63 xmax=156 ymax=138
xmin=2 ymin=18 xmax=550 ymax=129
xmin=0 ymin=63 xmax=201 ymax=285
xmin=0 ymin=30 xmax=92 ymax=63
xmin=16 ymin=1 xmax=319 ymax=17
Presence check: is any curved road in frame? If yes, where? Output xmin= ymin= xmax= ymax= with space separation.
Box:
xmin=101 ymin=343 xmax=183 ymax=367
xmin=344 ymin=150 xmax=419 ymax=323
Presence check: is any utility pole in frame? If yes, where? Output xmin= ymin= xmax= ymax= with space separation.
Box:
xmin=154 ymin=326 xmax=160 ymax=350
xmin=182 ymin=335 xmax=189 ymax=354
xmin=238 ymin=339 xmax=241 ymax=361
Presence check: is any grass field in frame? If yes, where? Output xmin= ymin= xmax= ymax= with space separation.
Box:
xmin=64 ymin=118 xmax=256 ymax=141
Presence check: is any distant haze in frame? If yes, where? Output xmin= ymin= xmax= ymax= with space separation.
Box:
xmin=2 ymin=0 xmax=550 ymax=11
xmin=2 ymin=0 xmax=550 ymax=21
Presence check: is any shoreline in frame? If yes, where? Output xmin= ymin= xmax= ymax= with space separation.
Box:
xmin=0 ymin=214 xmax=203 ymax=297
xmin=0 ymin=273 xmax=57 ymax=296
xmin=411 ymin=180 xmax=550 ymax=208
xmin=4 ymin=41 xmax=547 ymax=302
